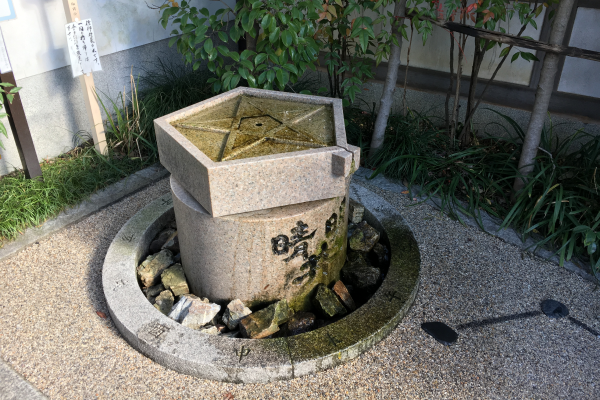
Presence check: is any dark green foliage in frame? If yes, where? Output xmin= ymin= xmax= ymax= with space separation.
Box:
xmin=365 ymin=108 xmax=599 ymax=277
xmin=0 ymin=144 xmax=146 ymax=244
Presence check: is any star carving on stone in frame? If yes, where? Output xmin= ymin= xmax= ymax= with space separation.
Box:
xmin=173 ymin=96 xmax=335 ymax=161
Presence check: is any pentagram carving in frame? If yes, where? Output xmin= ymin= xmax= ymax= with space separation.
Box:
xmin=171 ymin=95 xmax=336 ymax=162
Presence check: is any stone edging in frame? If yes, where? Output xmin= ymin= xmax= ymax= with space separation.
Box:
xmin=353 ymin=168 xmax=598 ymax=284
xmin=0 ymin=163 xmax=169 ymax=263
xmin=102 ymin=181 xmax=420 ymax=383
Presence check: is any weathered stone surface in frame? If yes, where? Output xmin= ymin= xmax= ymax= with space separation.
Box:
xmin=137 ymin=249 xmax=174 ymax=287
xmin=149 ymin=229 xmax=176 ymax=254
xmin=161 ymin=231 xmax=180 ymax=253
xmin=144 ymin=283 xmax=164 ymax=304
xmin=332 ymin=280 xmax=356 ymax=311
xmin=181 ymin=302 xmax=221 ymax=330
xmin=287 ymin=312 xmax=316 ymax=335
xmin=370 ymin=242 xmax=388 ymax=268
xmin=153 ymin=290 xmax=174 ymax=315
xmin=199 ymin=325 xmax=220 ymax=335
xmin=160 ymin=263 xmax=189 ymax=296
xmin=239 ymin=300 xmax=293 ymax=339
xmin=312 ymin=284 xmax=347 ymax=318
xmin=168 ymin=293 xmax=201 ymax=322
xmin=222 ymin=299 xmax=252 ymax=330
xmin=349 ymin=221 xmax=380 ymax=252
xmin=341 ymin=264 xmax=380 ymax=292
xmin=347 ymin=251 xmax=369 ymax=269
xmin=349 ymin=199 xmax=365 ymax=224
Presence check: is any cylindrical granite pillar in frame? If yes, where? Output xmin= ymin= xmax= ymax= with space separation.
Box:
xmin=171 ymin=176 xmax=348 ymax=312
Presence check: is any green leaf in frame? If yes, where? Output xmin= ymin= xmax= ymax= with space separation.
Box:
xmin=258 ymin=70 xmax=268 ymax=84
xmin=255 ymin=53 xmax=268 ymax=66
xmin=240 ymin=59 xmax=254 ymax=70
xmin=283 ymin=64 xmax=298 ymax=75
xmin=281 ymin=31 xmax=293 ymax=47
xmin=161 ymin=7 xmax=179 ymax=29
xmin=511 ymin=52 xmax=520 ymax=63
xmin=231 ymin=74 xmax=241 ymax=89
xmin=218 ymin=31 xmax=228 ymax=43
xmin=204 ymin=38 xmax=214 ymax=53
xmin=269 ymin=27 xmax=280 ymax=44
xmin=267 ymin=69 xmax=275 ymax=83
xmin=500 ymin=46 xmax=511 ymax=58
xmin=229 ymin=52 xmax=240 ymax=62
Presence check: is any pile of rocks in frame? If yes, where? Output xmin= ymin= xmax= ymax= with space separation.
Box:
xmin=137 ymin=202 xmax=388 ymax=339
xmin=341 ymin=200 xmax=389 ymax=304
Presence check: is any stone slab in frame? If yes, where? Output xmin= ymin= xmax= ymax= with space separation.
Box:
xmin=0 ymin=358 xmax=47 ymax=400
xmin=154 ymin=87 xmax=359 ymax=217
xmin=102 ymin=181 xmax=420 ymax=383
xmin=0 ymin=163 xmax=168 ymax=263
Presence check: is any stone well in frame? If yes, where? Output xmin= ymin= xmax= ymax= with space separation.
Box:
xmin=155 ymin=88 xmax=360 ymax=310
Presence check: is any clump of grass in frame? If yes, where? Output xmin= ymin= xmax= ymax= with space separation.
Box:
xmin=0 ymin=60 xmax=217 ymax=246
xmin=0 ymin=142 xmax=146 ymax=244
xmin=368 ymin=108 xmax=600 ymax=277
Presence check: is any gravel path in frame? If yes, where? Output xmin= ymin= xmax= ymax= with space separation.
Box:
xmin=1 ymin=175 xmax=598 ymax=399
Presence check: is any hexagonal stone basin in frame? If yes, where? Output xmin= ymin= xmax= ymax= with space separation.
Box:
xmin=171 ymin=95 xmax=336 ymax=162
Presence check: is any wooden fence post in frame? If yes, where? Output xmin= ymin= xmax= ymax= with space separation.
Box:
xmin=0 ymin=27 xmax=42 ymax=179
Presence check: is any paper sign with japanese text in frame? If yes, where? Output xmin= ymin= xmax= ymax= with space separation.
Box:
xmin=65 ymin=18 xmax=102 ymax=78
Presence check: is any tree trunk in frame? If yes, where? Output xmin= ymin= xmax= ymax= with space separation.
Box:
xmin=445 ymin=36 xmax=455 ymax=132
xmin=461 ymin=37 xmax=485 ymax=147
xmin=450 ymin=31 xmax=467 ymax=145
xmin=513 ymin=0 xmax=575 ymax=195
xmin=368 ymin=0 xmax=407 ymax=162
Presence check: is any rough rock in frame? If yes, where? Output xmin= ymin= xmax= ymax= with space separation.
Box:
xmin=181 ymin=302 xmax=221 ymax=330
xmin=332 ymin=280 xmax=356 ymax=311
xmin=347 ymin=251 xmax=369 ymax=269
xmin=199 ymin=325 xmax=220 ymax=335
xmin=313 ymin=284 xmax=347 ymax=318
xmin=160 ymin=263 xmax=189 ymax=296
xmin=349 ymin=199 xmax=365 ymax=224
xmin=349 ymin=221 xmax=380 ymax=252
xmin=287 ymin=312 xmax=316 ymax=335
xmin=168 ymin=293 xmax=201 ymax=322
xmin=341 ymin=263 xmax=380 ymax=293
xmin=370 ymin=242 xmax=389 ymax=268
xmin=161 ymin=231 xmax=180 ymax=253
xmin=153 ymin=290 xmax=174 ymax=315
xmin=239 ymin=300 xmax=293 ymax=339
xmin=137 ymin=249 xmax=174 ymax=287
xmin=144 ymin=283 xmax=164 ymax=304
xmin=149 ymin=229 xmax=175 ymax=254
xmin=222 ymin=299 xmax=252 ymax=330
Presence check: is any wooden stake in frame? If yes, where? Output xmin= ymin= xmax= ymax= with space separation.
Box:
xmin=62 ymin=0 xmax=107 ymax=155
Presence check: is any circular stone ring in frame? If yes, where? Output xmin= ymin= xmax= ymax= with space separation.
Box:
xmin=102 ymin=183 xmax=420 ymax=383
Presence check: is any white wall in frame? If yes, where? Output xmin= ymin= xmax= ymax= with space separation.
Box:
xmin=557 ymin=7 xmax=600 ymax=98
xmin=371 ymin=2 xmax=546 ymax=86
xmin=0 ymin=0 xmax=232 ymax=80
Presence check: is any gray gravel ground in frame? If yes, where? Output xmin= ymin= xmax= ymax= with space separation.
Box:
xmin=1 ymin=176 xmax=599 ymax=399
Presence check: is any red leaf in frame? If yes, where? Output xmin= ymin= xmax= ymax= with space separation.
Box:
xmin=96 ymin=311 xmax=107 ymax=319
